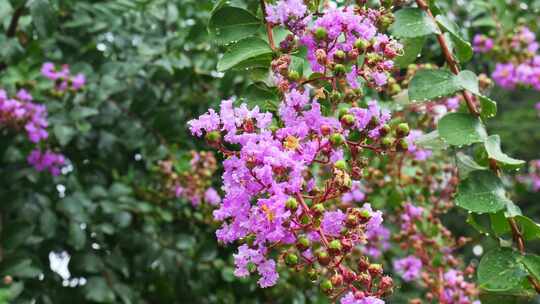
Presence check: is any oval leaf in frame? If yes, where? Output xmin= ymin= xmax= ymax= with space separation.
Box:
xmin=478 ymin=248 xmax=529 ymax=292
xmin=389 ymin=8 xmax=440 ymax=38
xmin=484 ymin=135 xmax=525 ymax=169
xmin=438 ymin=113 xmax=487 ymax=146
xmin=208 ymin=6 xmax=261 ymax=45
xmin=217 ymin=37 xmax=273 ymax=72
xmin=455 ymin=170 xmax=511 ymax=214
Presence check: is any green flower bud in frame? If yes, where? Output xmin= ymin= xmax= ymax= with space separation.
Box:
xmin=340 ymin=114 xmax=355 ymax=127
xmin=397 ymin=138 xmax=409 ymax=151
xmin=354 ymin=38 xmax=369 ymax=50
xmin=396 ymin=123 xmax=410 ymax=137
xmin=205 ymin=131 xmax=221 ymax=143
xmin=288 ymin=70 xmax=300 ymax=81
xmin=320 ymin=279 xmax=333 ymax=293
xmin=314 ymin=27 xmax=327 ymax=40
xmin=286 ymin=197 xmax=298 ymax=210
xmin=334 ymin=50 xmax=346 ymax=61
xmin=285 ymin=253 xmax=299 ymax=266
xmin=312 ymin=203 xmax=325 ymax=215
xmin=328 ymin=239 xmax=342 ymax=255
xmin=300 ymin=213 xmax=311 ymax=225
xmin=333 ymin=64 xmax=346 ymax=75
xmin=334 ymin=160 xmax=347 ymax=171
xmin=330 ymin=133 xmax=345 ymax=147
xmin=296 ymin=235 xmax=311 ymax=251
xmin=316 ymin=250 xmax=331 ymax=266
xmin=381 ymin=137 xmax=394 ymax=148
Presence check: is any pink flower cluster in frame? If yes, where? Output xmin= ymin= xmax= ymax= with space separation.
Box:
xmin=406 ymin=130 xmax=432 ymax=161
xmin=299 ymin=8 xmax=401 ymax=88
xmin=189 ymin=3 xmax=411 ymax=302
xmin=472 ymin=34 xmax=494 ymax=53
xmin=27 ymin=149 xmax=65 ymax=176
xmin=41 ymin=62 xmax=86 ymax=92
xmin=0 ymin=89 xmax=48 ymax=143
xmin=0 ymin=88 xmax=66 ymax=176
xmin=393 ymin=255 xmax=422 ymax=282
xmin=488 ymin=27 xmax=540 ymax=90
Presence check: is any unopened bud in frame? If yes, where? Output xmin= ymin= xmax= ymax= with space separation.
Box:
xmin=368 ymin=263 xmax=383 ymax=277
xmin=328 ymin=239 xmax=342 ymax=255
xmin=285 ymin=253 xmax=299 ymax=266
xmin=296 ymin=235 xmax=311 ymax=251
xmin=205 ymin=131 xmax=221 ymax=143
xmin=340 ymin=114 xmax=355 ymax=127
xmin=286 ymin=197 xmax=298 ymax=210
xmin=355 ymin=38 xmax=369 ymax=50
xmin=331 ymin=273 xmax=344 ymax=287
xmin=320 ymin=279 xmax=333 ymax=294
xmin=330 ymin=133 xmax=345 ymax=147
xmin=334 ymin=160 xmax=347 ymax=171
xmin=314 ymin=27 xmax=327 ymax=40
xmin=397 ymin=138 xmax=409 ymax=151
xmin=316 ymin=250 xmax=331 ymax=266
xmin=334 ymin=64 xmax=346 ymax=75
xmin=396 ymin=123 xmax=410 ymax=137
xmin=288 ymin=70 xmax=300 ymax=81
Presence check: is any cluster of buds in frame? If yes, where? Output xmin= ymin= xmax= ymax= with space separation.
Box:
xmin=157 ymin=151 xmax=220 ymax=206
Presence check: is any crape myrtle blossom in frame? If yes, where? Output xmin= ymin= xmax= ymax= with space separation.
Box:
xmin=188 ymin=2 xmax=410 ymax=303
xmin=472 ymin=34 xmax=494 ymax=53
xmin=41 ymin=62 xmax=86 ymax=92
xmin=481 ymin=26 xmax=540 ymax=91
xmin=0 ymin=88 xmax=67 ymax=176
xmin=27 ymin=149 xmax=65 ymax=176
xmin=393 ymin=256 xmax=422 ymax=282
xmin=0 ymin=89 xmax=49 ymax=143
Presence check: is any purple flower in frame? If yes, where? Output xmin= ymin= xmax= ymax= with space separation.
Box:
xmin=321 ymin=210 xmax=346 ymax=236
xmin=472 ymin=34 xmax=494 ymax=53
xmin=342 ymin=181 xmax=366 ymax=203
xmin=204 ymin=188 xmax=221 ymax=205
xmin=393 ymin=256 xmax=422 ymax=282
xmin=265 ymin=0 xmax=308 ymax=32
xmin=341 ymin=292 xmax=385 ymax=304
xmin=27 ymin=149 xmax=66 ymax=176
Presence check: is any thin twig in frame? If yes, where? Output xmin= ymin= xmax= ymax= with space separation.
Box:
xmin=259 ymin=0 xmax=276 ymax=51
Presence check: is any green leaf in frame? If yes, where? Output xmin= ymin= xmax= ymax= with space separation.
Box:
xmin=408 ymin=69 xmax=460 ymax=102
xmin=414 ymin=130 xmax=448 ymax=150
xmin=217 ymin=37 xmax=273 ymax=72
xmin=456 ymin=152 xmax=486 ymax=179
xmin=438 ymin=113 xmax=487 ymax=146
xmin=394 ymin=36 xmax=426 ymax=68
xmin=208 ymin=6 xmax=261 ymax=45
xmin=456 ymin=70 xmax=479 ymax=94
xmin=68 ymin=221 xmax=87 ymax=250
xmin=478 ymin=94 xmax=498 ymax=119
xmin=490 ymin=212 xmax=511 ymax=236
xmin=514 ymin=216 xmax=540 ymax=241
xmin=484 ymin=135 xmax=525 ymax=169
xmin=389 ymin=8 xmax=440 ymax=38
xmin=53 ymin=124 xmax=76 ymax=147
xmin=244 ymin=83 xmax=279 ymax=112
xmin=83 ymin=277 xmax=116 ymax=303
xmin=30 ymin=0 xmax=57 ymax=38
xmin=436 ymin=15 xmax=473 ymax=62
xmin=478 ymin=248 xmax=529 ymax=292
xmin=521 ymin=254 xmax=540 ymax=282
xmin=455 ymin=170 xmax=511 ymax=214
